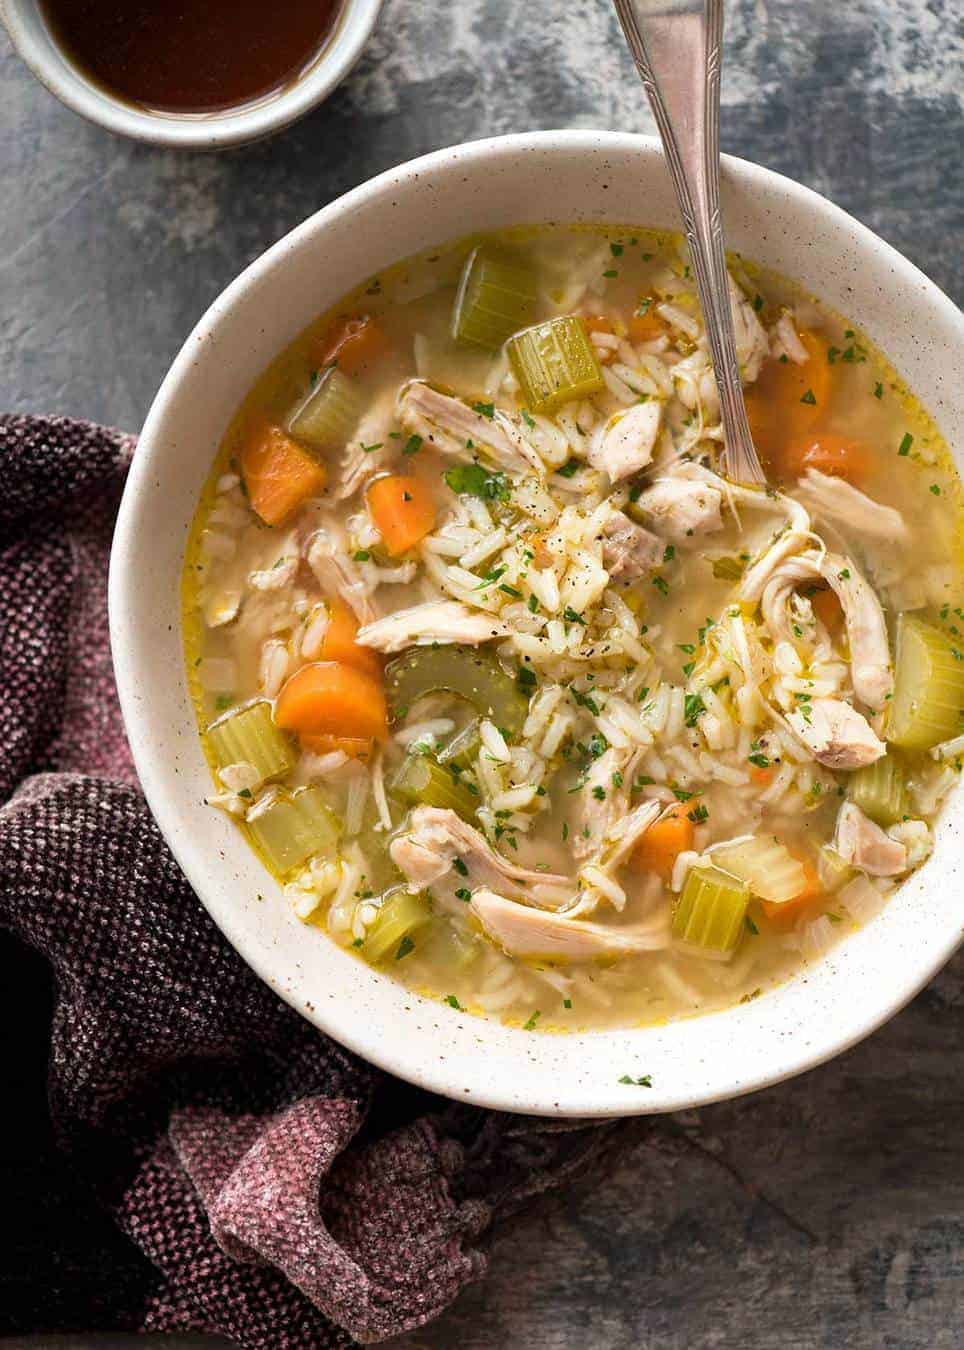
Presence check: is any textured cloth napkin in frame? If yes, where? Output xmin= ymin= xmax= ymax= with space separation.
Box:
xmin=0 ymin=414 xmax=633 ymax=1347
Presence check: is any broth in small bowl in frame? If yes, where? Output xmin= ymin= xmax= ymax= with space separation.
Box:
xmin=111 ymin=133 xmax=964 ymax=1115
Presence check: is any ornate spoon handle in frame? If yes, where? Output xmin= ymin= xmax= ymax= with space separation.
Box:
xmin=612 ymin=0 xmax=765 ymax=484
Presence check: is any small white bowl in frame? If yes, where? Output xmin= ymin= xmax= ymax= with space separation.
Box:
xmin=110 ymin=132 xmax=964 ymax=1116
xmin=0 ymin=0 xmax=382 ymax=148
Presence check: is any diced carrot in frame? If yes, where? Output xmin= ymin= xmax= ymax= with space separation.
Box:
xmin=628 ymin=302 xmax=664 ymax=342
xmin=760 ymin=861 xmax=823 ymax=928
xmin=583 ymin=315 xmax=616 ymax=364
xmin=301 ymin=734 xmax=374 ymax=761
xmin=275 ymin=661 xmax=388 ymax=742
xmin=629 ymin=802 xmax=695 ymax=881
xmin=808 ymin=583 xmax=844 ymax=631
xmin=317 ymin=599 xmax=382 ymax=680
xmin=315 ymin=315 xmax=387 ymax=377
xmin=749 ymin=763 xmax=775 ymax=787
xmin=745 ymin=329 xmax=834 ymax=471
xmin=529 ymin=533 xmax=554 ymax=569
xmin=367 ymin=474 xmax=436 ymax=557
xmin=240 ymin=424 xmax=327 ymax=526
xmin=779 ymin=434 xmax=871 ymax=485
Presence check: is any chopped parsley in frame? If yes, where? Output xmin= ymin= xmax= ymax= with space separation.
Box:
xmin=445 ymin=994 xmax=464 ymax=1009
xmin=800 ymin=388 xmax=817 ymax=406
xmin=603 ymin=269 xmax=618 ymax=278
xmin=663 ymin=544 xmax=676 ymax=563
xmin=353 ymin=549 xmax=371 ymax=562
xmin=395 ymin=936 xmax=416 ymax=961
xmin=517 ymin=665 xmax=538 ymax=690
xmin=527 ymin=594 xmax=540 ymax=613
xmin=898 ymin=433 xmax=913 ymax=456
xmin=563 ymin=998 xmax=573 ymax=1009
xmin=563 ymin=605 xmax=586 ymax=625
xmin=873 ymin=382 xmax=883 ymax=399
xmin=672 ymin=787 xmax=695 ymax=802
xmin=472 ymin=400 xmax=495 ymax=419
xmin=745 ymin=915 xmax=760 ymax=935
xmin=652 ymin=575 xmax=669 ymax=596
xmin=402 ymin=433 xmax=423 ymax=456
xmin=688 ymin=803 xmax=709 ymax=823
xmin=683 ymin=692 xmax=706 ymax=726
xmin=591 ymin=785 xmax=606 ymax=801
xmin=523 ymin=1010 xmax=541 ymax=1031
xmin=521 ymin=409 xmax=536 ymax=428
xmin=499 ymin=582 xmax=523 ymax=598
xmin=557 ymin=459 xmax=580 ymax=478
xmin=453 ymin=858 xmax=469 ymax=877
xmin=610 ymin=242 xmax=624 ymax=257
xmin=445 ymin=463 xmax=510 ymax=503
xmin=454 ymin=887 xmax=471 ymax=901
xmin=930 ymin=484 xmax=942 ymax=496
xmin=618 ymin=1074 xmax=653 ymax=1087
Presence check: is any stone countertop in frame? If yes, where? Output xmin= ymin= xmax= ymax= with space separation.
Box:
xmin=1 ymin=1 xmax=962 ymax=1346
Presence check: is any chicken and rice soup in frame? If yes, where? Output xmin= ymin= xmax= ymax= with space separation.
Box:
xmin=183 ymin=226 xmax=964 ymax=1031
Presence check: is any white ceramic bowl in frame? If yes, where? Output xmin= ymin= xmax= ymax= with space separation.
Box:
xmin=0 ymin=0 xmax=382 ymax=148
xmin=110 ymin=132 xmax=964 ymax=1116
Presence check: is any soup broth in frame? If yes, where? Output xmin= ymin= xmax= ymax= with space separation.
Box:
xmin=183 ymin=225 xmax=964 ymax=1032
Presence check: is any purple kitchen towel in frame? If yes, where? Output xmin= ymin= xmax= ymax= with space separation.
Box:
xmin=0 ymin=414 xmax=632 ymax=1346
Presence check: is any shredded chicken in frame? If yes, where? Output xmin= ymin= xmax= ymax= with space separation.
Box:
xmin=587 ymin=400 xmax=662 ymax=482
xmin=336 ymin=387 xmax=397 ymax=500
xmin=786 ymin=698 xmax=886 ymax=769
xmin=397 ymin=380 xmax=536 ymax=473
xmin=798 ymin=468 xmax=909 ymax=544
xmin=356 ymin=601 xmax=509 ymax=653
xmin=632 ymin=476 xmax=724 ymax=544
xmin=572 ymin=748 xmax=629 ymax=861
xmin=470 ymin=888 xmax=670 ymax=961
xmin=389 ymin=806 xmax=569 ymax=900
xmin=729 ymin=272 xmax=769 ymax=382
xmin=769 ymin=311 xmax=809 ymax=365
xmin=834 ymin=801 xmax=907 ymax=876
xmin=601 ymin=511 xmax=665 ymax=580
xmin=306 ymin=528 xmax=375 ymax=625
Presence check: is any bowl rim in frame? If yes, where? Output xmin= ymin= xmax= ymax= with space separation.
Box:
xmin=110 ymin=129 xmax=964 ymax=1116
xmin=0 ymin=0 xmax=383 ymax=148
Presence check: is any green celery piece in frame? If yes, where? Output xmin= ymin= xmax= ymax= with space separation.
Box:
xmin=507 ymin=316 xmax=604 ymax=413
xmin=362 ymin=887 xmax=432 ymax=964
xmin=385 ymin=647 xmax=527 ymax=737
xmin=887 ymin=613 xmax=964 ymax=749
xmin=288 ymin=366 xmax=363 ymax=450
xmin=453 ymin=246 xmax=538 ymax=351
xmin=207 ymin=700 xmax=295 ymax=786
xmin=437 ymin=719 xmax=482 ymax=771
xmin=816 ymin=844 xmax=856 ymax=894
xmin=673 ymin=864 xmax=749 ymax=955
xmin=848 ymin=753 xmax=907 ymax=827
xmin=246 ymin=786 xmax=341 ymax=875
xmin=390 ymin=753 xmax=478 ymax=821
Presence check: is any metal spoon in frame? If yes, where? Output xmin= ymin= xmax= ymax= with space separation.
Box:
xmin=612 ymin=0 xmax=765 ymax=484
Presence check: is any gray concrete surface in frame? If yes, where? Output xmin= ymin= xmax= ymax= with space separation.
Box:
xmin=2 ymin=0 xmax=962 ymax=1346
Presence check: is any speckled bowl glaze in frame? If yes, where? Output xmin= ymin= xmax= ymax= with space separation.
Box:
xmin=0 ymin=0 xmax=382 ymax=149
xmin=110 ymin=132 xmax=964 ymax=1116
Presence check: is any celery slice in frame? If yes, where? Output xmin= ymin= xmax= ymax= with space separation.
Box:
xmin=887 ymin=613 xmax=964 ymax=750
xmin=437 ymin=718 xmax=482 ymax=771
xmin=385 ymin=647 xmax=527 ymax=737
xmin=288 ymin=366 xmax=363 ymax=450
xmin=246 ymin=786 xmax=341 ymax=875
xmin=848 ymin=753 xmax=907 ymax=827
xmin=390 ymin=753 xmax=479 ymax=820
xmin=711 ymin=835 xmax=807 ymax=903
xmin=453 ymin=246 xmax=538 ymax=351
xmin=207 ymin=699 xmax=296 ymax=786
xmin=673 ymin=864 xmax=749 ymax=955
xmin=362 ymin=886 xmax=432 ymax=964
xmin=816 ymin=844 xmax=856 ymax=894
xmin=507 ymin=317 xmax=604 ymax=413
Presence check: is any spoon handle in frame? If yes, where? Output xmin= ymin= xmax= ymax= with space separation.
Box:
xmin=613 ymin=0 xmax=764 ymax=484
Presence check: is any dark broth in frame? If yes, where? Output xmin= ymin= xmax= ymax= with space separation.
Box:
xmin=40 ymin=0 xmax=343 ymax=114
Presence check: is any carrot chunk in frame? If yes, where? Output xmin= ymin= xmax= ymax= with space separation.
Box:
xmin=630 ymin=802 xmax=695 ymax=880
xmin=367 ymin=474 xmax=436 ymax=557
xmin=746 ymin=328 xmax=833 ymax=469
xmin=628 ymin=302 xmax=664 ymax=342
xmin=760 ymin=861 xmax=823 ymax=927
xmin=779 ymin=434 xmax=871 ymax=485
xmin=317 ymin=599 xmax=382 ymax=680
xmin=316 ymin=315 xmax=387 ymax=377
xmin=275 ymin=662 xmax=388 ymax=743
xmin=241 ymin=424 xmax=326 ymax=526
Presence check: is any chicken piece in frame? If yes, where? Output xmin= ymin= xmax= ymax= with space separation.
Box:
xmin=306 ymin=528 xmax=375 ymax=625
xmin=729 ymin=272 xmax=769 ymax=382
xmin=602 ymin=511 xmax=665 ymax=580
xmin=834 ymin=801 xmax=908 ymax=877
xmin=632 ymin=476 xmax=724 ymax=544
xmin=798 ymin=469 xmax=909 ymax=544
xmin=587 ymin=400 xmax=662 ymax=482
xmin=397 ymin=380 xmax=536 ymax=473
xmin=356 ymin=600 xmax=509 ymax=653
xmin=470 ymin=888 xmax=670 ymax=962
xmin=786 ymin=698 xmax=886 ymax=770
xmin=769 ymin=311 xmax=810 ymax=365
xmin=757 ymin=547 xmax=892 ymax=709
xmin=389 ymin=806 xmax=569 ymax=899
